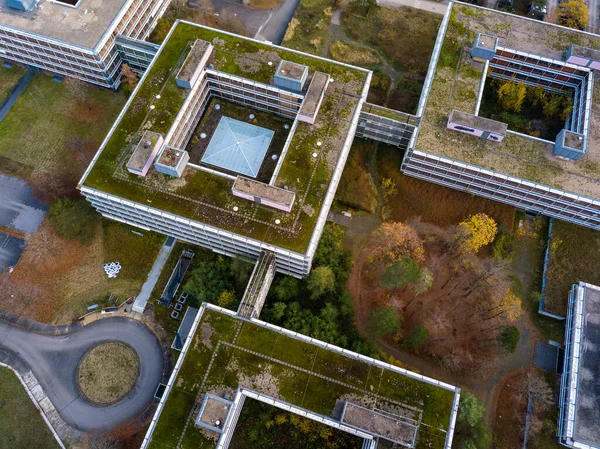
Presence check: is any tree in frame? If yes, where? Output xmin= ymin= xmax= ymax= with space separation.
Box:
xmin=272 ymin=276 xmax=301 ymax=302
xmin=404 ymin=325 xmax=429 ymax=350
xmin=557 ymin=0 xmax=589 ymax=30
xmin=379 ymin=258 xmax=421 ymax=291
xmin=496 ymin=79 xmax=526 ymax=112
xmin=120 ymin=64 xmax=139 ymax=92
xmin=457 ymin=213 xmax=498 ymax=253
xmin=47 ymin=198 xmax=99 ymax=243
xmin=184 ymin=257 xmax=233 ymax=305
xmin=65 ymin=77 xmax=92 ymax=110
xmin=369 ymin=222 xmax=425 ymax=265
xmin=268 ymin=302 xmax=287 ymax=322
xmin=368 ymin=306 xmax=402 ymax=338
xmin=306 ymin=266 xmax=335 ymax=299
xmin=499 ymin=326 xmax=520 ymax=353
xmin=404 ymin=267 xmax=434 ymax=310
xmin=458 ymin=392 xmax=485 ymax=427
xmin=484 ymin=288 xmax=522 ymax=322
xmin=313 ymin=223 xmax=352 ymax=283
xmin=217 ymin=290 xmax=235 ymax=309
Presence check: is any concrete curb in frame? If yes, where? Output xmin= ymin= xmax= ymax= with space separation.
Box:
xmin=0 ymin=309 xmax=83 ymax=335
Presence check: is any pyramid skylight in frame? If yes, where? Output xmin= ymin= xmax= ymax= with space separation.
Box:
xmin=201 ymin=117 xmax=274 ymax=177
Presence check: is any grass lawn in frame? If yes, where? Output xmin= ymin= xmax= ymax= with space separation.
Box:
xmin=0 ymin=73 xmax=127 ymax=181
xmin=0 ymin=64 xmax=25 ymax=103
xmin=336 ymin=140 xmax=378 ymax=213
xmin=282 ymin=0 xmax=334 ymax=54
xmin=329 ymin=41 xmax=380 ymax=67
xmin=338 ymin=141 xmax=516 ymax=229
xmin=148 ymin=308 xmax=457 ymax=449
xmin=544 ymin=219 xmax=600 ymax=316
xmin=1 ymin=220 xmax=166 ymax=323
xmin=341 ymin=4 xmax=440 ymax=78
xmin=0 ymin=367 xmax=62 ymax=449
xmin=78 ymin=341 xmax=139 ymax=405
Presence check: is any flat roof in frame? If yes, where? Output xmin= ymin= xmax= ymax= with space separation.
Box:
xmin=276 ymin=60 xmax=307 ymax=81
xmin=81 ymin=21 xmax=370 ymax=254
xmin=416 ymin=2 xmax=600 ymax=199
xmin=201 ymin=117 xmax=274 ymax=178
xmin=127 ymin=131 xmax=161 ymax=172
xmin=0 ymin=0 xmax=129 ymax=49
xmin=300 ymin=71 xmax=329 ymax=118
xmin=565 ymin=284 xmax=600 ymax=447
xmin=450 ymin=110 xmax=507 ymax=135
xmin=157 ymin=147 xmax=185 ymax=168
xmin=141 ymin=305 xmax=459 ymax=449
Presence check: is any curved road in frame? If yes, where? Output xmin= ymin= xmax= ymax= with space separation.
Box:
xmin=0 ymin=317 xmax=164 ymax=431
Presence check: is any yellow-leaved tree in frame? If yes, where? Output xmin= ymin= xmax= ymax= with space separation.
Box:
xmin=457 ymin=213 xmax=498 ymax=254
xmin=497 ymin=79 xmax=527 ymax=112
xmin=368 ymin=222 xmax=425 ymax=265
xmin=557 ymin=0 xmax=589 ymax=30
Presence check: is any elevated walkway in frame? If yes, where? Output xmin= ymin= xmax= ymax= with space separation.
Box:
xmin=357 ymin=103 xmax=418 ymax=149
xmin=237 ymin=250 xmax=276 ymax=319
xmin=115 ymin=35 xmax=161 ymax=74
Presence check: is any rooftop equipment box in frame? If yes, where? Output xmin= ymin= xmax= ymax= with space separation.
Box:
xmin=447 ymin=110 xmax=507 ymax=142
xmin=274 ymin=60 xmax=309 ymax=92
xmin=471 ymin=33 xmax=498 ymax=62
xmin=554 ymin=129 xmax=586 ymax=161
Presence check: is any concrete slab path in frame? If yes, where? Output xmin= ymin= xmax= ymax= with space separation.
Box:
xmin=133 ymin=236 xmax=176 ymax=313
xmin=0 ymin=67 xmax=36 ymax=123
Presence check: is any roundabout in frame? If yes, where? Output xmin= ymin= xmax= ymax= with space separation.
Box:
xmin=0 ymin=317 xmax=164 ymax=431
xmin=77 ymin=341 xmax=140 ymax=406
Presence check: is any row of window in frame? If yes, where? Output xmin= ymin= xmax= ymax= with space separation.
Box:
xmin=86 ymin=194 xmax=310 ymax=275
xmin=497 ymin=49 xmax=587 ymax=76
xmin=404 ymin=159 xmax=600 ymax=226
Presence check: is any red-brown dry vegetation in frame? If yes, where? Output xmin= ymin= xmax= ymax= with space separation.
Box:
xmin=493 ymin=368 xmax=556 ymax=449
xmin=355 ymin=220 xmax=522 ymax=379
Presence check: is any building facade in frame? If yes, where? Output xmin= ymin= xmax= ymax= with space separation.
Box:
xmin=0 ymin=0 xmax=170 ymax=88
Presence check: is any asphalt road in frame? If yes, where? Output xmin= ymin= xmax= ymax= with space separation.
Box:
xmin=0 ymin=317 xmax=164 ymax=431
xmin=211 ymin=0 xmax=300 ymax=44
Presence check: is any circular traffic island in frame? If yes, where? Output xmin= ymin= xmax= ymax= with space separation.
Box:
xmin=77 ymin=341 xmax=140 ymax=406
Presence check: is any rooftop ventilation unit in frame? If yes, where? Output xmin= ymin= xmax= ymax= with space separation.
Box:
xmin=6 ymin=0 xmax=37 ymax=11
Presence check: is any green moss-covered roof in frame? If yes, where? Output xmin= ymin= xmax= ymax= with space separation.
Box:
xmin=416 ymin=3 xmax=600 ymax=199
xmin=147 ymin=308 xmax=457 ymax=449
xmin=82 ymin=22 xmax=369 ymax=253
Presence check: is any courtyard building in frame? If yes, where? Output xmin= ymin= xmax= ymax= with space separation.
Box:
xmin=0 ymin=0 xmax=171 ymax=88
xmin=79 ymin=20 xmax=371 ymax=277
xmin=403 ymin=2 xmax=600 ymax=231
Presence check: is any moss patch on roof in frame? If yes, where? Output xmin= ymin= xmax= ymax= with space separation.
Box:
xmin=82 ymin=22 xmax=369 ymax=254
xmin=416 ymin=3 xmax=600 ymax=199
xmin=146 ymin=308 xmax=456 ymax=449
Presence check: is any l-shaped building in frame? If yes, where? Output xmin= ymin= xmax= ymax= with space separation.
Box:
xmin=0 ymin=0 xmax=170 ymax=88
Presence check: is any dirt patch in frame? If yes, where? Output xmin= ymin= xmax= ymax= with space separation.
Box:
xmin=77 ymin=341 xmax=140 ymax=406
xmin=201 ymin=322 xmax=215 ymax=349
xmin=238 ymin=368 xmax=280 ymax=398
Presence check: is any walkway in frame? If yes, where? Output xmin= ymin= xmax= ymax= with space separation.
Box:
xmin=133 ymin=236 xmax=176 ymax=313
xmin=0 ymin=316 xmax=164 ymax=432
xmin=377 ymin=0 xmax=448 ymax=14
xmin=0 ymin=67 xmax=36 ymax=123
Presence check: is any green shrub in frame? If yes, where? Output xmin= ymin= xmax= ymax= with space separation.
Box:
xmin=404 ymin=325 xmax=429 ymax=350
xmin=499 ymin=326 xmax=520 ymax=353
xmin=47 ymin=198 xmax=99 ymax=243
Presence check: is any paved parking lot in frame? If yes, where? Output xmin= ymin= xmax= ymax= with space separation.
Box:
xmin=0 ymin=233 xmax=27 ymax=276
xmin=0 ymin=173 xmax=47 ymax=234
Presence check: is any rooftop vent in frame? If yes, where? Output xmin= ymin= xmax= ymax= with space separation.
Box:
xmin=6 ymin=0 xmax=37 ymax=12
